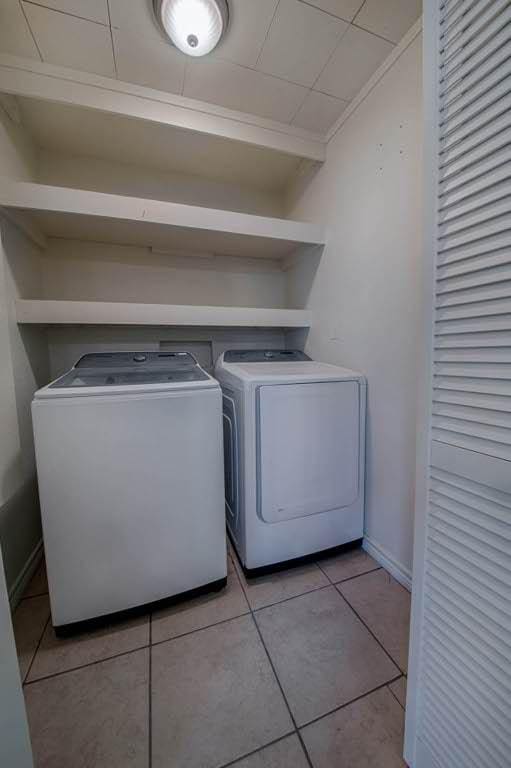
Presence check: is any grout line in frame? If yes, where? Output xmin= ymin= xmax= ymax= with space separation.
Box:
xmin=312 ymin=88 xmax=350 ymax=103
xmin=211 ymin=50 xmax=318 ymax=97
xmin=24 ymin=607 xmax=253 ymax=688
xmin=254 ymin=0 xmax=281 ymax=69
xmin=218 ymin=731 xmax=296 ymax=768
xmin=18 ymin=0 xmax=43 ymax=61
xmin=236 ymin=552 xmax=404 ymax=762
xmin=249 ymin=615 xmax=314 ymax=768
xmin=22 ymin=1 xmax=109 ymax=27
xmin=327 ymin=17 xmax=421 ymax=143
xmin=218 ymin=674 xmax=404 ymax=768
xmin=295 ymin=729 xmax=315 ymax=768
xmin=21 ymin=581 xmax=336 ymax=687
xmin=21 ymin=551 xmax=407 ymax=766
xmin=234 ymin=559 xmax=315 ymax=768
xmin=351 ymin=21 xmax=396 ymax=44
xmin=287 ymin=87 xmax=311 ymax=127
xmin=23 ymin=614 xmax=51 ymax=685
xmin=234 ymin=546 xmax=382 ymax=611
xmin=300 ymin=674 xmax=403 ymax=730
xmin=309 ymin=17 xmax=351 ymax=92
xmin=252 ymin=584 xmax=331 ymax=613
xmin=297 ymin=0 xmax=354 ymax=22
xmin=150 ymin=610 xmax=252 ymax=650
xmin=327 ymin=565 xmax=383 ymax=586
xmin=334 ymin=584 xmax=406 ymax=675
xmin=23 ymin=642 xmax=151 ymax=686
xmin=317 ymin=558 xmax=406 ymax=666
xmin=352 ymin=0 xmax=367 ymax=20
xmin=305 ymin=0 xmax=396 ymax=99
xmin=387 ymin=680 xmax=406 ymax=711
xmin=317 ymin=558 xmax=408 ymax=675
xmin=351 ymin=0 xmax=397 ymax=44
xmin=23 ymin=587 xmax=252 ymax=689
xmin=21 ymin=549 xmax=406 ymax=758
xmin=106 ymin=0 xmax=118 ymax=79
xmin=314 ymin=558 xmax=333 ymax=582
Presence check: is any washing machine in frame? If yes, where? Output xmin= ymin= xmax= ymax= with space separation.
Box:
xmin=32 ymin=351 xmax=226 ymax=629
xmin=215 ymin=350 xmax=366 ymax=571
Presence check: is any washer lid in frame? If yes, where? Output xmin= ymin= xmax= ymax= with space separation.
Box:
xmin=34 ymin=350 xmax=217 ymax=398
xmin=50 ymin=350 xmax=208 ymax=387
xmin=74 ymin=351 xmax=198 ymax=370
xmin=49 ymin=368 xmax=209 ymax=389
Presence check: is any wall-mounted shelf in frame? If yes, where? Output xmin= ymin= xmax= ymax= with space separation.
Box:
xmin=0 ymin=180 xmax=325 ymax=260
xmin=15 ymin=300 xmax=312 ymax=328
xmin=0 ymin=53 xmax=326 ymax=165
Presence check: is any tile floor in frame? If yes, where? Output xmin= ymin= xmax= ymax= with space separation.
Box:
xmin=14 ymin=543 xmax=410 ymax=768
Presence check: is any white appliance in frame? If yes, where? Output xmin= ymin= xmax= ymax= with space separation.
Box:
xmin=32 ymin=351 xmax=226 ymax=629
xmin=215 ymin=350 xmax=366 ymax=571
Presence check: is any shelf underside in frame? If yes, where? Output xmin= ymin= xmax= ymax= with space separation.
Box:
xmin=24 ymin=209 xmax=319 ymax=259
xmin=18 ymin=96 xmax=314 ymax=194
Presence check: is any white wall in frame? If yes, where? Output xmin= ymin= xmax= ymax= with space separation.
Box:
xmin=46 ymin=326 xmax=288 ymax=379
xmin=0 ymin=216 xmax=48 ymax=595
xmin=0 ymin=545 xmax=33 ymax=768
xmin=0 ymin=97 xmax=36 ymax=182
xmin=286 ymin=30 xmax=423 ymax=579
xmin=40 ymin=238 xmax=288 ymax=309
xmin=0 ymin=102 xmax=49 ymax=596
xmin=36 ymin=150 xmax=285 ymax=218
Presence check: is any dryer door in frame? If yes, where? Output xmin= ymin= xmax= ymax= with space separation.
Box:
xmin=257 ymin=381 xmax=360 ymax=523
xmin=222 ymin=394 xmax=239 ymax=529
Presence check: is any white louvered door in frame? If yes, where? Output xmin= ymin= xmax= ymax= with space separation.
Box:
xmin=405 ymin=2 xmax=511 ymax=767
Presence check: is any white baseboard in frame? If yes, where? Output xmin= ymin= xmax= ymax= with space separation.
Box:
xmin=8 ymin=538 xmax=44 ymax=610
xmin=362 ymin=536 xmax=412 ymax=592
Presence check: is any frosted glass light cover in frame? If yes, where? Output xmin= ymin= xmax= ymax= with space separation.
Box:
xmin=158 ymin=0 xmax=227 ymax=57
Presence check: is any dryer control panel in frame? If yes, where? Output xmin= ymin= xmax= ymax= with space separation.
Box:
xmin=223 ymin=350 xmax=311 ymax=363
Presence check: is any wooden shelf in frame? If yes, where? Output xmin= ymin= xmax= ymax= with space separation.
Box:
xmin=15 ymin=300 xmax=312 ymax=328
xmin=0 ymin=180 xmax=326 ymax=260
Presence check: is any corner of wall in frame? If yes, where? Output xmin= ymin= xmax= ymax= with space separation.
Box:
xmin=0 ymin=214 xmax=48 ymax=598
xmin=283 ymin=21 xmax=423 ymax=580
xmin=0 ymin=97 xmax=37 ymax=182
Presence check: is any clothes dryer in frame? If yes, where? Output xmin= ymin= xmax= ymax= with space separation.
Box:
xmin=215 ymin=350 xmax=366 ymax=571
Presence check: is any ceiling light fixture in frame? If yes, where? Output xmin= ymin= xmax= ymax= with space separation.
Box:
xmin=154 ymin=0 xmax=229 ymax=58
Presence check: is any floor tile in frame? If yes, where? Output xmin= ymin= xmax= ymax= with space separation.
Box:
xmin=318 ymin=547 xmax=380 ymax=584
xmin=27 ymin=614 xmax=149 ymax=682
xmin=301 ymin=686 xmax=406 ymax=768
xmin=151 ymin=558 xmax=249 ymax=644
xmin=24 ymin=648 xmax=149 ymax=768
xmin=389 ymin=676 xmax=407 ymax=709
xmin=231 ymin=735 xmax=309 ymax=768
xmin=338 ymin=569 xmax=411 ymax=672
xmin=238 ymin=560 xmax=330 ymax=612
xmin=151 ymin=615 xmax=293 ymax=768
xmin=13 ymin=595 xmax=50 ymax=681
xmin=255 ymin=587 xmax=399 ymax=726
xmin=23 ymin=558 xmax=49 ymax=597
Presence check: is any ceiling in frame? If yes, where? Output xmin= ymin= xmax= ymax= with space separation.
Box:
xmin=0 ymin=0 xmax=422 ymax=135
